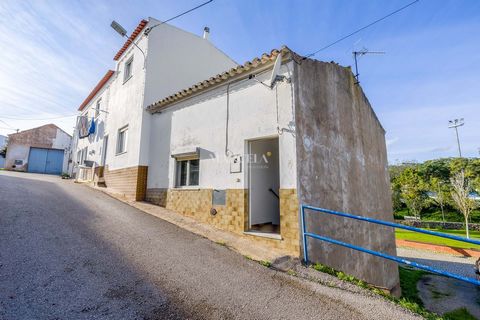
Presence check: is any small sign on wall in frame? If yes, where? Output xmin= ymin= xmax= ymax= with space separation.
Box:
xmin=230 ymin=155 xmax=242 ymax=173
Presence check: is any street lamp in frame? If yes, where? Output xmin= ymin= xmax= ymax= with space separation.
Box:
xmin=110 ymin=20 xmax=146 ymax=67
xmin=448 ymin=118 xmax=464 ymax=157
xmin=110 ymin=21 xmax=127 ymax=37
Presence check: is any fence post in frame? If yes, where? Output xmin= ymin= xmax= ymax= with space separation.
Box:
xmin=301 ymin=204 xmax=309 ymax=264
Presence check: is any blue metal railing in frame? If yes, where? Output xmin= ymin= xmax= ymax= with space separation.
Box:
xmin=301 ymin=204 xmax=480 ymax=286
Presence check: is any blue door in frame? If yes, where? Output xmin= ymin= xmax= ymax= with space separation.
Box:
xmin=28 ymin=148 xmax=48 ymax=173
xmin=45 ymin=149 xmax=64 ymax=174
xmin=28 ymin=148 xmax=64 ymax=175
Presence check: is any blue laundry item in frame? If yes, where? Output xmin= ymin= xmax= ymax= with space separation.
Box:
xmin=88 ymin=117 xmax=96 ymax=135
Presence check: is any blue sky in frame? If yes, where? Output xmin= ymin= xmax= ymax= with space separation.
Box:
xmin=0 ymin=0 xmax=479 ymax=162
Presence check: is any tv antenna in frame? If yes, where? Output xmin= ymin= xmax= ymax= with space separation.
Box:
xmin=353 ymin=48 xmax=385 ymax=84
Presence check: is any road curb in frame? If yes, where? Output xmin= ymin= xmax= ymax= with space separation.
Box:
xmin=396 ymin=239 xmax=480 ymax=258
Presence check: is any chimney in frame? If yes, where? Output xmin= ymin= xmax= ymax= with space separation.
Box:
xmin=203 ymin=27 xmax=210 ymax=40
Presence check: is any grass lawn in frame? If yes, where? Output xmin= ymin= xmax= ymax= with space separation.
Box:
xmin=395 ymin=228 xmax=480 ymax=250
xmin=399 ymin=267 xmax=426 ymax=306
xmin=444 ymin=307 xmax=477 ymax=320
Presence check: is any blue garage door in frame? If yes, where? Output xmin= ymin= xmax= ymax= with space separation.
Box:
xmin=28 ymin=148 xmax=64 ymax=175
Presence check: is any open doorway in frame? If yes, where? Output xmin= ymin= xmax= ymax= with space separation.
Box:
xmin=248 ymin=137 xmax=280 ymax=234
xmin=101 ymin=135 xmax=108 ymax=166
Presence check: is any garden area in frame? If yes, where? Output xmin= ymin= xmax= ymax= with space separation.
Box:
xmin=395 ymin=228 xmax=480 ymax=250
xmin=390 ymin=157 xmax=480 ymax=240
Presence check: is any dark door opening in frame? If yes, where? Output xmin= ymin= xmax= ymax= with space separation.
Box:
xmin=248 ymin=137 xmax=280 ymax=234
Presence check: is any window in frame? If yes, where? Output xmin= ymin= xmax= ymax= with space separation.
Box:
xmin=175 ymin=159 xmax=199 ymax=187
xmin=77 ymin=147 xmax=88 ymax=165
xmin=124 ymin=56 xmax=133 ymax=82
xmin=116 ymin=126 xmax=128 ymax=154
xmin=95 ymin=98 xmax=101 ymax=118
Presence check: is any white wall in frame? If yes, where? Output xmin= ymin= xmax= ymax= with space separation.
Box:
xmin=139 ymin=19 xmax=238 ymax=166
xmin=52 ymin=128 xmax=72 ymax=173
xmin=143 ymin=19 xmax=237 ymax=108
xmin=5 ymin=144 xmax=29 ymax=170
xmin=147 ymin=62 xmax=297 ymax=190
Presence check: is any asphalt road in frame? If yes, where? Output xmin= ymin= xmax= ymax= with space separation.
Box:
xmin=0 ymin=171 xmax=419 ymax=320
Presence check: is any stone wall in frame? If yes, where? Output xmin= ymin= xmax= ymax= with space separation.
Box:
xmin=293 ymin=59 xmax=399 ymax=293
xmin=146 ymin=188 xmax=300 ymax=256
xmin=397 ymin=220 xmax=480 ymax=231
xmin=104 ymin=165 xmax=148 ymax=201
xmin=145 ymin=188 xmax=168 ymax=207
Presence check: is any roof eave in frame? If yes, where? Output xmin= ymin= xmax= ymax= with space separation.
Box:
xmin=77 ymin=70 xmax=115 ymax=112
xmin=113 ymin=19 xmax=148 ymax=61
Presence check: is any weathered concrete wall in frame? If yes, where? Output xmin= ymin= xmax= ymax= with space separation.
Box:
xmin=293 ymin=59 xmax=399 ymax=292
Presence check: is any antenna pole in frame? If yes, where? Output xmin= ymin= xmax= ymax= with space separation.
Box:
xmin=353 ymin=52 xmax=360 ymax=84
xmin=352 ymin=49 xmax=385 ymax=85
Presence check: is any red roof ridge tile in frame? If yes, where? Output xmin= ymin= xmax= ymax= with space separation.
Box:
xmin=113 ymin=19 xmax=148 ymax=61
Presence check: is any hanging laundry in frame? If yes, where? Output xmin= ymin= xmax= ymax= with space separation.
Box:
xmin=88 ymin=117 xmax=96 ymax=135
xmin=78 ymin=116 xmax=89 ymax=138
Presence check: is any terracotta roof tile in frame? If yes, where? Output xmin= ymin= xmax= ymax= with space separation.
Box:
xmin=78 ymin=70 xmax=115 ymax=111
xmin=113 ymin=19 xmax=148 ymax=61
xmin=147 ymin=47 xmax=292 ymax=113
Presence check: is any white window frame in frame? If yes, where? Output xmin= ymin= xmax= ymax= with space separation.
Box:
xmin=95 ymin=98 xmax=101 ymax=118
xmin=78 ymin=147 xmax=88 ymax=165
xmin=123 ymin=56 xmax=133 ymax=83
xmin=116 ymin=125 xmax=128 ymax=155
xmin=175 ymin=158 xmax=200 ymax=187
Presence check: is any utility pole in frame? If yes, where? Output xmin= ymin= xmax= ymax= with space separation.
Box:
xmin=448 ymin=118 xmax=464 ymax=157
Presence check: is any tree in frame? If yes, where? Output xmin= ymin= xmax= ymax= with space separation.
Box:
xmin=429 ymin=177 xmax=450 ymax=223
xmin=420 ymin=158 xmax=451 ymax=182
xmin=397 ymin=167 xmax=428 ymax=219
xmin=450 ymin=170 xmax=477 ymax=238
xmin=466 ymin=159 xmax=480 ymax=194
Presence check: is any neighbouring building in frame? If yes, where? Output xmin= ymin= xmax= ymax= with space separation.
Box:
xmin=72 ymin=18 xmax=399 ymax=293
xmin=5 ymin=124 xmax=71 ymax=174
xmin=0 ymin=134 xmax=6 ymax=168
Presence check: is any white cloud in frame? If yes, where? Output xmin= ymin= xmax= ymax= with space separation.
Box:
xmin=0 ymin=0 xmax=116 ymax=136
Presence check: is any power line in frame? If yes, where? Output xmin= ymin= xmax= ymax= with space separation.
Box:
xmin=304 ymin=0 xmax=420 ymax=58
xmin=0 ymin=119 xmax=14 ymax=129
xmin=0 ymin=114 xmax=76 ymax=121
xmin=144 ymin=0 xmax=214 ymax=35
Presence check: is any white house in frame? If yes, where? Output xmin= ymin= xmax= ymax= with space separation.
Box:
xmin=72 ymin=18 xmax=237 ymax=199
xmin=73 ymin=19 xmax=398 ymax=293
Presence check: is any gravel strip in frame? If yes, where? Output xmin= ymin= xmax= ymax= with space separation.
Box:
xmin=397 ymin=247 xmax=478 ymax=278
